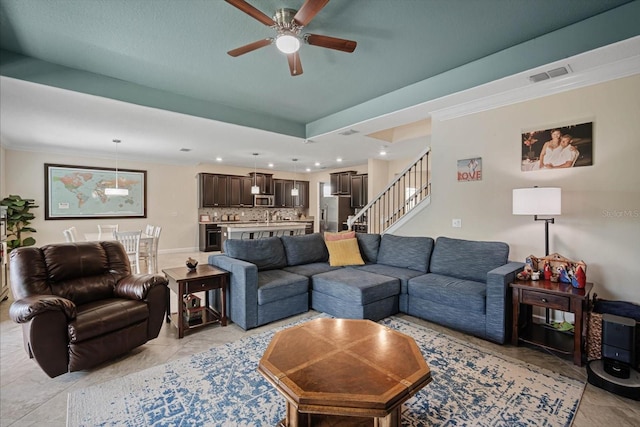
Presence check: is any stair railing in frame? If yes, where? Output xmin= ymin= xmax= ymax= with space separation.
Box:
xmin=347 ymin=147 xmax=431 ymax=234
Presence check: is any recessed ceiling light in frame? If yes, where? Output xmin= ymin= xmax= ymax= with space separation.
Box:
xmin=215 ymin=157 xmax=222 ymax=162
xmin=305 ymin=168 xmax=311 ymax=172
xmin=314 ymin=162 xmax=320 ymax=167
xmin=336 ymin=158 xmax=343 ymax=162
xmin=268 ymin=163 xmax=274 ymax=168
xmin=379 ymin=150 xmax=387 ymax=156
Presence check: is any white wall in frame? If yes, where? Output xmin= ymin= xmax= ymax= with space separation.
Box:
xmin=397 ymin=75 xmax=640 ymax=303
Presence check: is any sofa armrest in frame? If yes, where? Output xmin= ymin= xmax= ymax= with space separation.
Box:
xmin=208 ymin=254 xmax=259 ymax=330
xmin=485 ymin=261 xmax=525 ymax=343
xmin=9 ymin=295 xmax=77 ymax=323
xmin=114 ymin=274 xmax=168 ymax=300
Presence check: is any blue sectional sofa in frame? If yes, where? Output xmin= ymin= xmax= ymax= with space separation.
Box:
xmin=208 ymin=233 xmax=524 ymax=343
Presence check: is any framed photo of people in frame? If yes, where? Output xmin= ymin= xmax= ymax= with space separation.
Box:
xmin=521 ymin=121 xmax=593 ymax=172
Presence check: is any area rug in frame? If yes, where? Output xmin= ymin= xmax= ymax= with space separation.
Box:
xmin=67 ymin=316 xmax=585 ymax=426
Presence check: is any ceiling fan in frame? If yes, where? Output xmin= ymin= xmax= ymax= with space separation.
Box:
xmin=225 ymin=0 xmax=357 ymax=76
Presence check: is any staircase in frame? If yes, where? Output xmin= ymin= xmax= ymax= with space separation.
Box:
xmin=347 ymin=147 xmax=431 ymax=234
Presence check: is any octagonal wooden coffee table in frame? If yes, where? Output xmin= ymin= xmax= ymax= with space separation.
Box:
xmin=258 ymin=318 xmax=432 ymax=427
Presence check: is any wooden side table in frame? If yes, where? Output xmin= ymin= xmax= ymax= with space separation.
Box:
xmin=511 ymin=279 xmax=593 ymax=366
xmin=163 ymin=264 xmax=229 ymax=338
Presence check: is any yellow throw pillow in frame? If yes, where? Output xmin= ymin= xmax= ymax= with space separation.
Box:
xmin=325 ymin=238 xmax=365 ymax=267
xmin=324 ymin=230 xmax=356 ymax=241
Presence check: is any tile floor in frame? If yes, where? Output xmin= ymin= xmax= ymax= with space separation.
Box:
xmin=1 ymin=250 xmax=638 ymax=426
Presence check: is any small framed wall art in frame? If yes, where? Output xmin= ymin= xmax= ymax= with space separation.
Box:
xmin=457 ymin=157 xmax=482 ymax=182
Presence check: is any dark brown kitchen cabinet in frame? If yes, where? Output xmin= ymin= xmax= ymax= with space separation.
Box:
xmin=199 ymin=173 xmax=228 ymax=208
xmin=229 ymin=176 xmax=254 ymax=207
xmin=274 ymin=179 xmax=293 ymax=208
xmin=293 ymin=180 xmax=309 ymax=208
xmin=350 ymin=174 xmax=368 ymax=208
xmin=330 ymin=171 xmax=356 ymax=195
xmin=275 ymin=179 xmax=310 ymax=208
xmin=248 ymin=172 xmax=274 ymax=195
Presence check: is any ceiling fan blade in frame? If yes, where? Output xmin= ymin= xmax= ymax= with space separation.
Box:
xmin=293 ymin=0 xmax=329 ymax=27
xmin=225 ymin=0 xmax=275 ymax=26
xmin=305 ymin=33 xmax=357 ymax=53
xmin=287 ymin=52 xmax=303 ymax=76
xmin=227 ymin=38 xmax=272 ymax=57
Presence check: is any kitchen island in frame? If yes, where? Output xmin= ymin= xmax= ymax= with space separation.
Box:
xmin=220 ymin=222 xmax=307 ymax=250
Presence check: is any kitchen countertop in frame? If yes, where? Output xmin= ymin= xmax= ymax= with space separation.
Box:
xmin=199 ymin=218 xmax=314 ymax=225
xmin=221 ymin=222 xmax=307 ymax=232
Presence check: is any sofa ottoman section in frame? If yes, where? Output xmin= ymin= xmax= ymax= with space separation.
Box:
xmin=311 ymin=268 xmax=400 ymax=321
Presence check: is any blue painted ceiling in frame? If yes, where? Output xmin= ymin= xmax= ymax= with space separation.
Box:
xmin=1 ymin=0 xmax=638 ymax=169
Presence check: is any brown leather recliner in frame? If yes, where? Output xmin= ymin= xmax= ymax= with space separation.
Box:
xmin=9 ymin=241 xmax=168 ymax=378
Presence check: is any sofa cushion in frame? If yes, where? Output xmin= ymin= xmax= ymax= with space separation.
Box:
xmin=312 ymin=268 xmax=399 ymax=305
xmin=407 ymin=273 xmax=487 ymax=313
xmin=69 ymin=298 xmax=149 ymax=343
xmin=376 ymin=234 xmax=434 ymax=273
xmin=326 ymin=238 xmax=365 ymax=267
xmin=224 ymin=237 xmax=287 ymax=271
xmin=283 ymin=262 xmax=339 ymax=277
xmin=257 ymin=270 xmax=309 ymax=305
xmin=356 ymin=233 xmax=381 ymax=263
xmin=356 ymin=263 xmax=426 ymax=293
xmin=430 ymin=237 xmax=509 ymax=282
xmin=324 ymin=231 xmax=356 ymax=241
xmin=281 ymin=233 xmax=329 ymax=266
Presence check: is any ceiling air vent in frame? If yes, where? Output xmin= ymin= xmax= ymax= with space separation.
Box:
xmin=339 ymin=129 xmax=359 ymax=136
xmin=529 ymin=65 xmax=571 ymax=83
xmin=529 ymin=72 xmax=550 ymax=83
xmin=547 ymin=67 xmax=569 ymax=78
xmin=179 ymin=148 xmax=192 ymax=152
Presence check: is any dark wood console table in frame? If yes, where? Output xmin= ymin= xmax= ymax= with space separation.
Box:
xmin=511 ymin=279 xmax=593 ymax=366
xmin=163 ymin=264 xmax=228 ymax=338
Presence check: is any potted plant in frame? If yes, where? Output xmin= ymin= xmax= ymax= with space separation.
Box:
xmin=0 ymin=194 xmax=38 ymax=251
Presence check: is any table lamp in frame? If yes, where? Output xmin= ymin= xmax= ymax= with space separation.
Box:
xmin=512 ymin=187 xmax=562 ymax=256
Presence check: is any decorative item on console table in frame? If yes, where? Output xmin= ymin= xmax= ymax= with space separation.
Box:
xmin=526 ymin=253 xmax=587 ymax=288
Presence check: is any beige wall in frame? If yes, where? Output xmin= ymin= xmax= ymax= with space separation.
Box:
xmin=396 ymin=75 xmax=640 ymax=303
xmin=3 ymin=75 xmax=639 ymax=302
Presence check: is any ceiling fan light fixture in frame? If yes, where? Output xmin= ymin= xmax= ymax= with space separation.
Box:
xmin=276 ymin=34 xmax=300 ymax=54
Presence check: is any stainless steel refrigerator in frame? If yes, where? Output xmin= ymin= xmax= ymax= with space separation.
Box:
xmin=320 ymin=195 xmax=353 ymax=233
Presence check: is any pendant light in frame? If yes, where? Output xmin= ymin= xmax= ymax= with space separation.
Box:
xmin=105 ymin=139 xmax=129 ymax=196
xmin=251 ymin=153 xmax=260 ymax=194
xmin=291 ymin=158 xmax=299 ymax=197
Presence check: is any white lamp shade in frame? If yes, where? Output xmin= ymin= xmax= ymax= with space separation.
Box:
xmin=291 ymin=187 xmax=299 ymax=197
xmin=105 ymin=187 xmax=129 ymax=196
xmin=276 ymin=34 xmax=300 ymax=54
xmin=512 ymin=187 xmax=561 ymax=215
xmin=251 ymin=185 xmax=260 ymax=195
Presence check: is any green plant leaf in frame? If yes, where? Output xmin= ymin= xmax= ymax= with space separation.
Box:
xmin=22 ymin=237 xmax=36 ymax=247
xmin=22 ymin=227 xmax=37 ymax=232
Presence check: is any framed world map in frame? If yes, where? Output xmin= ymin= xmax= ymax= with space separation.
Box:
xmin=45 ymin=164 xmax=147 ymax=219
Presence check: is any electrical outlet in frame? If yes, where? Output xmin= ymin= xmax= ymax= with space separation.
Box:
xmin=452 ymin=218 xmax=462 ymax=228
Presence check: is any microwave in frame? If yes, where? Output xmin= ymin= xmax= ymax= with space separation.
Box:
xmin=254 ymin=194 xmax=275 ymax=207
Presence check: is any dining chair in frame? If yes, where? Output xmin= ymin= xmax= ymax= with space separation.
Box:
xmin=98 ymin=224 xmax=119 ymax=237
xmin=67 ymin=226 xmax=79 ymax=242
xmin=150 ymin=226 xmax=162 ymax=273
xmin=114 ymin=230 xmax=141 ymax=274
xmin=62 ymin=229 xmax=74 ymax=242
xmin=139 ymin=225 xmax=154 ymax=272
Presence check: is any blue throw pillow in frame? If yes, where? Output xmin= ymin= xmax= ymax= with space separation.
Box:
xmin=280 ymin=233 xmax=329 ymax=266
xmin=356 ymin=233 xmax=381 ymax=263
xmin=224 ymin=237 xmax=288 ymax=271
xmin=376 ymin=234 xmax=434 ymax=273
